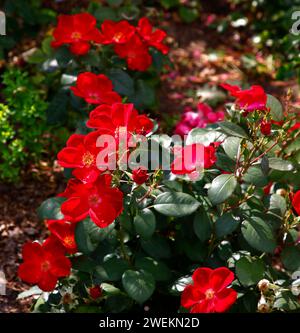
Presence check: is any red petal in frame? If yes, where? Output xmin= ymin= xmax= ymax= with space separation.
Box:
xmin=61 ymin=197 xmax=89 ymax=222
xmin=214 ymin=288 xmax=237 ymax=312
xmin=18 ymin=262 xmax=42 ymax=284
xmin=210 ymin=267 xmax=235 ymax=292
xmin=192 ymin=267 xmax=213 ymax=291
xmin=38 ymin=272 xmax=58 ymax=292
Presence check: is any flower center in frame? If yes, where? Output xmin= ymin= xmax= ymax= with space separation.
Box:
xmin=88 ymin=194 xmax=102 ymax=207
xmin=205 ymin=288 xmax=215 ymax=300
xmin=114 ymin=32 xmax=124 ymax=42
xmin=89 ymin=92 xmax=100 ymax=100
xmin=41 ymin=260 xmax=50 ymax=272
xmin=82 ymin=151 xmax=95 ymax=167
xmin=71 ymin=31 xmax=82 ymax=40
xmin=64 ymin=236 xmax=75 ymax=247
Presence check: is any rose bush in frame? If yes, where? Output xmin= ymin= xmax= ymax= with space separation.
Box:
xmin=18 ymin=12 xmax=300 ymax=314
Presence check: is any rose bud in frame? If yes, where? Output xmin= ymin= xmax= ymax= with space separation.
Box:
xmin=260 ymin=121 xmax=272 ymax=136
xmin=132 ymin=168 xmax=149 ymax=185
xmin=89 ymin=285 xmax=102 ymax=300
xmin=257 ymin=295 xmax=270 ymax=313
xmin=257 ymin=279 xmax=270 ymax=293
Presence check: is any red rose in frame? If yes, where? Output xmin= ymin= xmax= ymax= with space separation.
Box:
xmin=51 ymin=13 xmax=102 ymax=55
xmin=98 ymin=20 xmax=135 ymax=44
xmin=87 ymin=103 xmax=153 ymax=136
xmin=18 ymin=237 xmax=71 ymax=291
xmin=89 ymin=285 xmax=102 ymax=299
xmin=221 ymin=83 xmax=267 ymax=112
xmin=57 ymin=132 xmax=105 ymax=184
xmin=292 ymin=190 xmax=300 ymax=216
xmin=59 ymin=174 xmax=123 ymax=228
xmin=181 ymin=267 xmax=237 ymax=313
xmin=47 ymin=219 xmax=77 ymax=254
xmin=260 ymin=121 xmax=272 ymax=136
xmin=114 ymin=34 xmax=152 ymax=71
xmin=71 ymin=72 xmax=122 ymax=105
xmin=136 ymin=18 xmax=169 ymax=55
xmin=171 ymin=143 xmax=217 ymax=176
xmin=132 ymin=168 xmax=149 ymax=185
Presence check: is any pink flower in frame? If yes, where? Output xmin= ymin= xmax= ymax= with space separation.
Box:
xmin=174 ymin=103 xmax=225 ymax=137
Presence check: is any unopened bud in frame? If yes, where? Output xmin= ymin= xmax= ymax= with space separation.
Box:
xmin=257 ymin=295 xmax=270 ymax=313
xmin=258 ymin=279 xmax=270 ymax=293
xmin=276 ymin=189 xmax=287 ymax=197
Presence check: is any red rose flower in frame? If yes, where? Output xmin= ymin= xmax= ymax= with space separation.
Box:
xmin=59 ymin=174 xmax=123 ymax=228
xmin=136 ymin=18 xmax=169 ymax=55
xmin=181 ymin=267 xmax=237 ymax=313
xmin=18 ymin=237 xmax=71 ymax=291
xmin=171 ymin=143 xmax=217 ymax=177
xmin=221 ymin=83 xmax=267 ymax=112
xmin=89 ymin=285 xmax=102 ymax=299
xmin=292 ymin=190 xmax=300 ymax=216
xmin=47 ymin=219 xmax=77 ymax=254
xmin=114 ymin=34 xmax=152 ymax=71
xmin=57 ymin=132 xmax=104 ymax=183
xmin=87 ymin=103 xmax=153 ymax=136
xmin=98 ymin=20 xmax=135 ymax=44
xmin=132 ymin=168 xmax=149 ymax=185
xmin=71 ymin=72 xmax=122 ymax=105
xmin=51 ymin=13 xmax=102 ymax=55
xmin=260 ymin=121 xmax=272 ymax=136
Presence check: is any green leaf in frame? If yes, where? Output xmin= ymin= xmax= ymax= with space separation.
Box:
xmin=37 ymin=197 xmax=65 ymax=221
xmin=141 ymin=235 xmax=171 ymax=259
xmin=208 ymin=174 xmax=237 ymax=205
xmin=222 ymin=137 xmax=242 ymax=160
xmin=186 ymin=128 xmax=225 ymax=146
xmin=182 ymin=240 xmax=207 ymax=261
xmin=75 ymin=219 xmax=115 ymax=254
xmin=193 ymin=209 xmax=212 ymax=242
xmin=135 ymin=257 xmax=171 ymax=281
xmin=71 ymin=255 xmax=96 ymax=273
xmin=133 ymin=209 xmax=156 ymax=240
xmin=129 ymin=80 xmax=156 ymax=109
xmin=95 ymin=256 xmax=130 ymax=281
xmin=215 ymin=213 xmax=241 ymax=238
xmin=54 ymin=46 xmax=73 ymax=67
xmin=281 ymin=246 xmax=300 ymax=271
xmin=18 ymin=286 xmax=42 ymax=299
xmin=269 ymin=194 xmax=287 ymax=216
xmin=107 ymin=69 xmax=134 ymax=96
xmin=243 ymin=166 xmax=269 ymax=187
xmin=266 ymin=94 xmax=284 ymax=121
xmin=105 ymin=294 xmax=133 ymax=313
xmin=154 ymin=192 xmax=200 ymax=217
xmin=274 ymin=291 xmax=300 ymax=311
xmin=122 ymin=270 xmax=155 ymax=304
xmin=47 ymin=89 xmax=69 ymax=125
xmin=179 ymin=6 xmax=199 ymax=23
xmin=27 ymin=49 xmax=47 ymax=64
xmin=235 ymin=256 xmax=265 ymax=287
xmin=94 ymin=7 xmax=118 ymax=22
xmin=170 ymin=276 xmax=192 ymax=295
xmin=241 ymin=217 xmax=277 ymax=253
xmin=268 ymin=158 xmax=294 ymax=171
xmin=160 ymin=0 xmax=179 ymax=9
xmin=218 ymin=122 xmax=248 ymax=138
xmin=106 ymin=0 xmax=123 ymax=6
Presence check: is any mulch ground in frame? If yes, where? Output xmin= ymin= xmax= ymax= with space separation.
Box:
xmin=1 ymin=7 xmax=299 ymax=313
